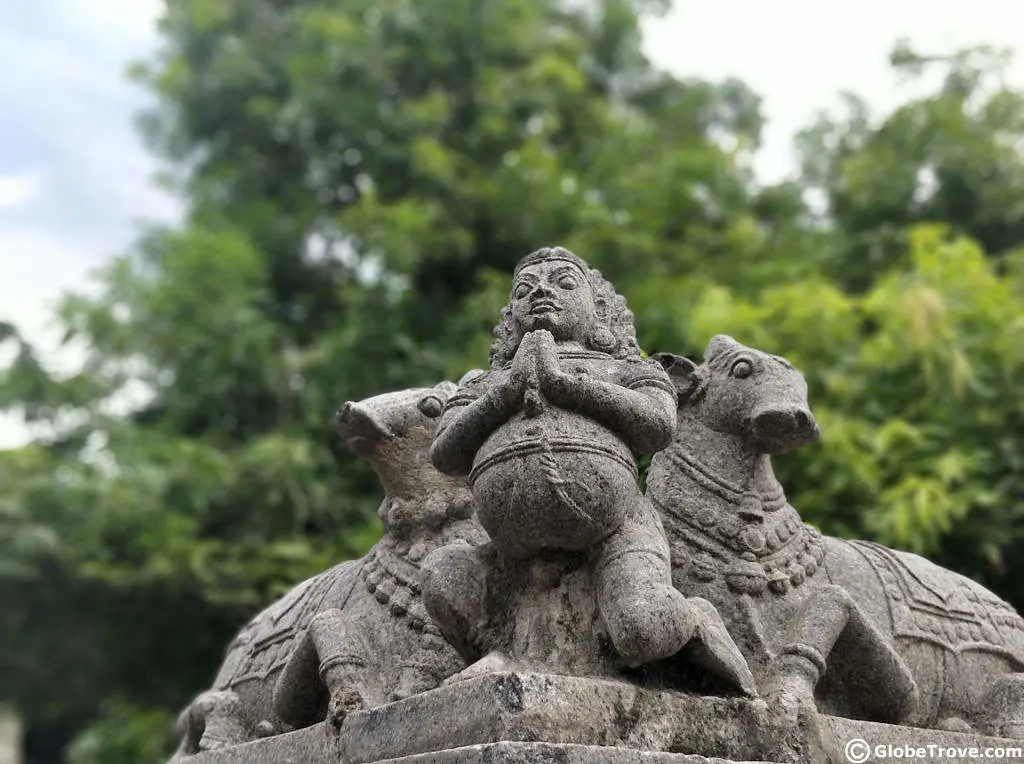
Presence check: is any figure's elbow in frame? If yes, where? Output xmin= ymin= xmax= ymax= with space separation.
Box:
xmin=635 ymin=406 xmax=676 ymax=454
xmin=429 ymin=435 xmax=471 ymax=477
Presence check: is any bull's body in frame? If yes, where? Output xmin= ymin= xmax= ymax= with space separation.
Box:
xmin=649 ymin=336 xmax=1024 ymax=736
xmin=170 ymin=379 xmax=486 ymax=758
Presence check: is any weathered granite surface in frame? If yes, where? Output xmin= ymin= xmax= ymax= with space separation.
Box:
xmin=169 ymin=244 xmax=1024 ymax=764
xmin=374 ymin=743 xmax=779 ymax=763
xmin=183 ymin=671 xmax=1024 ymax=763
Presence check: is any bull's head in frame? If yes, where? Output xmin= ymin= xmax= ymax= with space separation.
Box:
xmin=653 ymin=335 xmax=820 ymax=455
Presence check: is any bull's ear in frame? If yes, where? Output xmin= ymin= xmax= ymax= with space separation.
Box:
xmin=707 ymin=334 xmax=739 ymax=360
xmin=456 ymin=368 xmax=486 ymax=386
xmin=433 ymin=380 xmax=458 ymax=397
xmin=651 ymin=352 xmax=699 ymax=398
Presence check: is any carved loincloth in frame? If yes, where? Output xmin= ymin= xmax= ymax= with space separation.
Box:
xmin=848 ymin=540 xmax=1024 ymax=665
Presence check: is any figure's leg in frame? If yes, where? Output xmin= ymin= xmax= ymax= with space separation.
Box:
xmin=594 ymin=494 xmax=755 ymax=696
xmin=767 ymin=584 xmax=918 ymax=725
xmin=420 ymin=540 xmax=490 ymax=662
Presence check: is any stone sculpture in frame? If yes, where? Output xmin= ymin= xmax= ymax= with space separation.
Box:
xmin=420 ymin=246 xmax=755 ymax=692
xmin=170 ymin=376 xmax=486 ymax=757
xmin=171 ymin=247 xmax=1024 ymax=764
xmin=648 ymin=335 xmax=1024 ymax=737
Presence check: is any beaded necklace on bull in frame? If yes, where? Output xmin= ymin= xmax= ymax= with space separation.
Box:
xmin=656 ymin=446 xmax=825 ymax=597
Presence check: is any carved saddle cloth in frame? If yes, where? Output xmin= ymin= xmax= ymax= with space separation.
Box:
xmin=216 ymin=560 xmax=361 ymax=688
xmin=849 ymin=540 xmax=1024 ymax=666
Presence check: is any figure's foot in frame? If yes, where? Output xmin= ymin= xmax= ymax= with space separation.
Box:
xmin=604 ymin=585 xmax=696 ymax=668
xmin=442 ymin=651 xmax=515 ymax=685
xmin=687 ymin=597 xmax=758 ymax=697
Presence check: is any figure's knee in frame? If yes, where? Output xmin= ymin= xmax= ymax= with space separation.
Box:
xmin=596 ymin=501 xmax=671 ymax=577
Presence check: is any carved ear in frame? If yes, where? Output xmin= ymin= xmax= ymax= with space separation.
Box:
xmin=651 ymin=352 xmax=699 ymax=400
xmin=706 ymin=334 xmax=739 ymax=361
xmin=433 ymin=380 xmax=459 ymax=398
xmin=456 ymin=368 xmax=486 ymax=386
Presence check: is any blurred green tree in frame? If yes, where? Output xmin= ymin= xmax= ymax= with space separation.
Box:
xmin=796 ymin=41 xmax=1024 ymax=292
xmin=1 ymin=2 xmax=1022 ymax=762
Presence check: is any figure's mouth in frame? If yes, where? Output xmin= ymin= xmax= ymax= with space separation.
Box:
xmin=530 ymin=301 xmax=561 ymax=315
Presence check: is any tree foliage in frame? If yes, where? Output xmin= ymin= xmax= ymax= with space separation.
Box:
xmin=1 ymin=2 xmax=1022 ymax=761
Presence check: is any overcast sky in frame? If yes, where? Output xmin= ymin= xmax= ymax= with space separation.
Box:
xmin=2 ymin=0 xmax=1023 ymax=446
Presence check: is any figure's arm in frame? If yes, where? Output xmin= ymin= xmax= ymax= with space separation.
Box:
xmin=430 ymin=379 xmax=521 ymax=476
xmin=544 ymin=373 xmax=677 ymax=455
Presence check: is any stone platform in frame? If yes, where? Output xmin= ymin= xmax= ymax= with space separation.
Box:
xmin=188 ymin=672 xmax=1024 ymax=764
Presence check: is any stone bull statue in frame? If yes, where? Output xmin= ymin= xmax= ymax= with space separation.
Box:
xmin=647 ymin=335 xmax=1024 ymax=738
xmin=170 ymin=375 xmax=486 ymax=758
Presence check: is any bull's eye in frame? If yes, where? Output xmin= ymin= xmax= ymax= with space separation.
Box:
xmin=417 ymin=395 xmax=444 ymax=418
xmin=731 ymin=359 xmax=753 ymax=379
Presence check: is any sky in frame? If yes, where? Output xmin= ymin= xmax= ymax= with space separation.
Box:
xmin=1 ymin=0 xmax=1023 ymax=447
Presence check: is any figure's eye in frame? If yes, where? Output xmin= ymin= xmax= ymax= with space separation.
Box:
xmin=417 ymin=395 xmax=444 ymax=418
xmin=514 ymin=283 xmax=531 ymax=299
xmin=557 ymin=275 xmax=578 ymax=290
xmin=730 ymin=359 xmax=753 ymax=379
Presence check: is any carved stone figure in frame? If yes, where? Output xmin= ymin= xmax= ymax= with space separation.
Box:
xmin=648 ymin=335 xmax=1024 ymax=738
xmin=170 ymin=377 xmax=486 ymax=757
xmin=421 ymin=246 xmax=755 ymax=692
xmin=167 ymin=254 xmax=1024 ymax=764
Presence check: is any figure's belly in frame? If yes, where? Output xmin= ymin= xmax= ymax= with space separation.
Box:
xmin=470 ymin=410 xmax=638 ymax=555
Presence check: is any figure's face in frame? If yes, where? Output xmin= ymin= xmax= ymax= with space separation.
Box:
xmin=509 ymin=261 xmax=596 ymax=341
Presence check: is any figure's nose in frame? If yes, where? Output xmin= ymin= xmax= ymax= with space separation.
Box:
xmin=531 ymin=282 xmax=554 ymax=297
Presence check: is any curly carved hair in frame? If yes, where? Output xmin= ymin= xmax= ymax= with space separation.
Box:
xmin=488 ymin=247 xmax=642 ymax=369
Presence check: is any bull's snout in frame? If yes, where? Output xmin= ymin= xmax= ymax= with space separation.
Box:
xmin=750 ymin=406 xmax=820 ymax=454
xmin=335 ymin=401 xmax=388 ymax=457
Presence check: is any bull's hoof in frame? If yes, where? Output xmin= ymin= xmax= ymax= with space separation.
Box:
xmin=763 ymin=651 xmax=820 ymax=731
xmin=937 ymin=716 xmax=973 ymax=734
xmin=327 ymin=687 xmax=365 ymax=731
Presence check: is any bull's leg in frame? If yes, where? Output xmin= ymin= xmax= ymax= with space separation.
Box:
xmin=767 ymin=584 xmax=918 ymax=725
xmin=170 ymin=690 xmax=248 ymax=753
xmin=595 ymin=496 xmax=757 ymax=694
xmin=273 ymin=609 xmax=370 ymax=731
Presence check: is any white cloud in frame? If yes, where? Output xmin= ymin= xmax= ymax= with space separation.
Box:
xmin=0 ymin=171 xmax=42 ymax=209
xmin=3 ymin=0 xmax=1024 ymax=451
xmin=643 ymin=0 xmax=1024 ymax=183
xmin=53 ymin=0 xmax=164 ymax=52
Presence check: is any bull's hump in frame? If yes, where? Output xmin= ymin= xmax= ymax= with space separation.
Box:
xmin=849 ymin=540 xmax=1024 ymax=664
